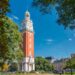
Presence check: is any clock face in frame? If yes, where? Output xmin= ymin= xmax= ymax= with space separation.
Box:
xmin=29 ymin=26 xmax=33 ymax=31
xmin=26 ymin=25 xmax=33 ymax=31
xmin=24 ymin=20 xmax=33 ymax=32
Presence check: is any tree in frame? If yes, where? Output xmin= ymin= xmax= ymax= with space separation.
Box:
xmin=65 ymin=57 xmax=75 ymax=69
xmin=35 ymin=57 xmax=54 ymax=72
xmin=0 ymin=0 xmax=23 ymax=71
xmin=32 ymin=0 xmax=75 ymax=29
xmin=0 ymin=17 xmax=23 ymax=61
xmin=0 ymin=0 xmax=10 ymax=18
xmin=0 ymin=0 xmax=10 ymax=26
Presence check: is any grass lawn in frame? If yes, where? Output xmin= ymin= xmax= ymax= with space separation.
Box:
xmin=0 ymin=72 xmax=75 ymax=75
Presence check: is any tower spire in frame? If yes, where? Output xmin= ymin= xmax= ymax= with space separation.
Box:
xmin=25 ymin=10 xmax=30 ymax=21
xmin=25 ymin=10 xmax=30 ymax=17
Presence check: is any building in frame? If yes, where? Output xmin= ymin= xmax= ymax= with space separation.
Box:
xmin=71 ymin=53 xmax=75 ymax=58
xmin=45 ymin=56 xmax=54 ymax=63
xmin=21 ymin=10 xmax=35 ymax=72
xmin=53 ymin=58 xmax=69 ymax=73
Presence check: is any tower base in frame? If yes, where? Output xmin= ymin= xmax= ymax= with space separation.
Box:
xmin=22 ymin=57 xmax=35 ymax=72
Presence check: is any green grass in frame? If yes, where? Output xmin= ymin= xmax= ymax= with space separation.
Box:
xmin=0 ymin=72 xmax=75 ymax=75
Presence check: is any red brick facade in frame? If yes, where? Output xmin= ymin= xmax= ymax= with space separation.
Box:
xmin=23 ymin=31 xmax=34 ymax=57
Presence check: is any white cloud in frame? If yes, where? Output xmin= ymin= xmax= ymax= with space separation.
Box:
xmin=46 ymin=39 xmax=54 ymax=44
xmin=12 ymin=15 xmax=19 ymax=20
xmin=8 ymin=15 xmax=19 ymax=21
xmin=46 ymin=39 xmax=53 ymax=42
xmin=68 ymin=38 xmax=72 ymax=41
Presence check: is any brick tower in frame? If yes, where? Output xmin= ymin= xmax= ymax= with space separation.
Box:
xmin=21 ymin=10 xmax=35 ymax=72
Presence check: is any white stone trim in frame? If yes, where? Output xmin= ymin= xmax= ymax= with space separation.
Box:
xmin=22 ymin=57 xmax=35 ymax=72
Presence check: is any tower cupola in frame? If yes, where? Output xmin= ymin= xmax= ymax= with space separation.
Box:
xmin=25 ymin=10 xmax=30 ymax=17
xmin=22 ymin=10 xmax=33 ymax=32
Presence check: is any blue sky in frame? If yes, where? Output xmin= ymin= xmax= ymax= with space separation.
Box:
xmin=8 ymin=0 xmax=75 ymax=59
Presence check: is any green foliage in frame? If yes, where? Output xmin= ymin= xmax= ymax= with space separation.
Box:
xmin=0 ymin=0 xmax=10 ymax=18
xmin=57 ymin=0 xmax=75 ymax=29
xmin=0 ymin=17 xmax=9 ymax=60
xmin=9 ymin=62 xmax=18 ymax=71
xmin=35 ymin=57 xmax=54 ymax=72
xmin=0 ymin=17 xmax=23 ymax=61
xmin=65 ymin=57 xmax=75 ymax=69
xmin=32 ymin=0 xmax=75 ymax=29
xmin=15 ymin=49 xmax=24 ymax=61
xmin=32 ymin=0 xmax=56 ymax=14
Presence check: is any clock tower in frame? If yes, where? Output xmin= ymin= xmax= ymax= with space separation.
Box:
xmin=21 ymin=10 xmax=35 ymax=72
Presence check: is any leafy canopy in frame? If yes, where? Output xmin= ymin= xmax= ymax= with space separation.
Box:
xmin=35 ymin=57 xmax=54 ymax=72
xmin=0 ymin=0 xmax=10 ymax=18
xmin=0 ymin=17 xmax=23 ymax=61
xmin=32 ymin=0 xmax=75 ymax=29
